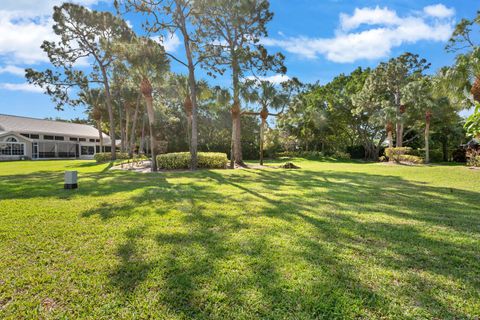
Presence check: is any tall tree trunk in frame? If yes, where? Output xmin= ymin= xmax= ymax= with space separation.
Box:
xmin=97 ymin=118 xmax=104 ymax=153
xmin=100 ymin=66 xmax=116 ymax=160
xmin=425 ymin=111 xmax=431 ymax=164
xmin=386 ymin=121 xmax=394 ymax=148
xmin=129 ymin=94 xmax=141 ymax=157
xmin=141 ymin=77 xmax=157 ymax=172
xmin=119 ymin=104 xmax=126 ymax=153
xmin=231 ymin=57 xmax=243 ymax=166
xmin=187 ymin=116 xmax=192 ymax=148
xmin=148 ymin=120 xmax=156 ymax=171
xmin=260 ymin=117 xmax=265 ymax=165
xmin=442 ymin=137 xmax=449 ymax=162
xmin=230 ymin=131 xmax=234 ymax=169
xmin=176 ymin=1 xmax=198 ymax=170
xmin=140 ymin=115 xmax=146 ymax=155
xmin=125 ymin=105 xmax=130 ymax=154
xmin=395 ymin=92 xmax=404 ymax=147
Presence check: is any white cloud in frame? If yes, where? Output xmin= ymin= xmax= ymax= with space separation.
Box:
xmin=152 ymin=33 xmax=182 ymax=53
xmin=0 ymin=0 xmax=103 ymax=17
xmin=424 ymin=4 xmax=455 ymax=18
xmin=0 ymin=65 xmax=25 ymax=77
xmin=0 ymin=82 xmax=43 ymax=93
xmin=0 ymin=0 xmax=106 ymax=64
xmin=246 ymin=74 xmax=291 ymax=84
xmin=263 ymin=4 xmax=455 ymax=63
xmin=340 ymin=6 xmax=402 ymax=31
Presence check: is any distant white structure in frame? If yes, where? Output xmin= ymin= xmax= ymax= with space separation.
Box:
xmin=0 ymin=114 xmax=111 ymax=160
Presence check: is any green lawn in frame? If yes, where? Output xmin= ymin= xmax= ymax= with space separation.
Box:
xmin=0 ymin=159 xmax=479 ymax=319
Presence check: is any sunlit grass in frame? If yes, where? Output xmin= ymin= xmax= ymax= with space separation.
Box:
xmin=0 ymin=159 xmax=479 ymax=319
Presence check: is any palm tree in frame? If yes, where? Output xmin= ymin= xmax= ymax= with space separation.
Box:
xmin=81 ymin=88 xmax=106 ymax=152
xmin=243 ymin=79 xmax=300 ymax=165
xmin=172 ymin=76 xmax=212 ymax=153
xmin=113 ymin=37 xmax=170 ymax=171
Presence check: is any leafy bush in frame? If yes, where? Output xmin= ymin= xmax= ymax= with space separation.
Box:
xmin=276 ymin=150 xmax=351 ymax=160
xmin=385 ymin=147 xmax=411 ymax=160
xmin=398 ymin=155 xmax=424 ymax=164
xmin=452 ymin=148 xmax=467 ymax=163
xmin=410 ymin=148 xmax=443 ymax=162
xmin=385 ymin=147 xmax=424 ymax=164
xmin=346 ymin=145 xmax=365 ymax=159
xmin=332 ymin=151 xmax=351 ymax=160
xmin=467 ymin=155 xmax=480 ymax=167
xmin=94 ymin=152 xmax=130 ymax=163
xmin=276 ymin=151 xmax=325 ymax=159
xmin=157 ymin=152 xmax=228 ymax=170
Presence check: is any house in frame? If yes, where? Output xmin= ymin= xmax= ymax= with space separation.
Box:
xmin=0 ymin=114 xmax=111 ymax=160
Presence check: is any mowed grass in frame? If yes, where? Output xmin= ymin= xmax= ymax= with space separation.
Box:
xmin=0 ymin=159 xmax=479 ymax=319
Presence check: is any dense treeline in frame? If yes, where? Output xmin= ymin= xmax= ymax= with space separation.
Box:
xmin=25 ymin=2 xmax=480 ymax=168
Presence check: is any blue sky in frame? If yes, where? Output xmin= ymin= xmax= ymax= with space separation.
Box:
xmin=0 ymin=0 xmax=476 ymax=120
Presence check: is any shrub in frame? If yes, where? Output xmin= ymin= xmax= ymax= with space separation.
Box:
xmin=332 ymin=151 xmax=351 ymax=160
xmin=276 ymin=151 xmax=325 ymax=159
xmin=452 ymin=148 xmax=467 ymax=163
xmin=385 ymin=147 xmax=424 ymax=164
xmin=398 ymin=155 xmax=424 ymax=164
xmin=94 ymin=152 xmax=130 ymax=163
xmin=346 ymin=145 xmax=365 ymax=159
xmin=410 ymin=148 xmax=444 ymax=162
xmin=157 ymin=152 xmax=228 ymax=170
xmin=385 ymin=147 xmax=411 ymax=160
xmin=467 ymin=155 xmax=480 ymax=167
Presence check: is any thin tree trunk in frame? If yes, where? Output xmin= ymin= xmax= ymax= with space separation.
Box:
xmin=148 ymin=120 xmax=156 ymax=172
xmin=386 ymin=121 xmax=394 ymax=148
xmin=187 ymin=116 xmax=192 ymax=149
xmin=140 ymin=115 xmax=146 ymax=155
xmin=231 ymin=57 xmax=243 ymax=166
xmin=100 ymin=66 xmax=116 ymax=160
xmin=442 ymin=137 xmax=449 ymax=162
xmin=129 ymin=94 xmax=141 ymax=157
xmin=175 ymin=1 xmax=198 ymax=170
xmin=97 ymin=118 xmax=104 ymax=153
xmin=425 ymin=112 xmax=431 ymax=164
xmin=141 ymin=77 xmax=157 ymax=172
xmin=260 ymin=118 xmax=265 ymax=165
xmin=125 ymin=105 xmax=130 ymax=154
xmin=230 ymin=127 xmax=235 ymax=169
xmin=119 ymin=104 xmax=125 ymax=153
xmin=395 ymin=92 xmax=403 ymax=147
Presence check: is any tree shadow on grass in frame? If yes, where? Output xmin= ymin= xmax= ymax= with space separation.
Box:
xmin=84 ymin=168 xmax=480 ymax=318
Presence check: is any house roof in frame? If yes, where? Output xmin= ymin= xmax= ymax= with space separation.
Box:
xmin=0 ymin=131 xmax=33 ymax=142
xmin=0 ymin=114 xmax=109 ymax=140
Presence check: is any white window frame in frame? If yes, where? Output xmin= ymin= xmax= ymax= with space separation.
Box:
xmin=0 ymin=140 xmax=26 ymax=156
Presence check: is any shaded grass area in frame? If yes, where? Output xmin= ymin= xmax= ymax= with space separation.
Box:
xmin=0 ymin=159 xmax=479 ymax=319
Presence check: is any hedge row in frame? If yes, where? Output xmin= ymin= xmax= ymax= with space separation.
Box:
xmin=94 ymin=152 xmax=130 ymax=163
xmin=385 ymin=147 xmax=424 ymax=164
xmin=468 ymin=155 xmax=480 ymax=167
xmin=276 ymin=150 xmax=351 ymax=160
xmin=156 ymin=152 xmax=228 ymax=169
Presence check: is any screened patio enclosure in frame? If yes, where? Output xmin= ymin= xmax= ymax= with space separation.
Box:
xmin=33 ymin=141 xmax=78 ymax=159
xmin=32 ymin=142 xmax=108 ymax=159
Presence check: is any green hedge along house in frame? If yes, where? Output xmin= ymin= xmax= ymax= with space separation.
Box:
xmin=0 ymin=114 xmax=111 ymax=161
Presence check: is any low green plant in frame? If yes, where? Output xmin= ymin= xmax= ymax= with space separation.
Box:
xmin=385 ymin=147 xmax=424 ymax=164
xmin=398 ymin=155 xmax=424 ymax=164
xmin=276 ymin=151 xmax=325 ymax=159
xmin=467 ymin=155 xmax=480 ymax=167
xmin=332 ymin=151 xmax=351 ymax=160
xmin=385 ymin=147 xmax=411 ymax=160
xmin=157 ymin=152 xmax=228 ymax=169
xmin=94 ymin=152 xmax=130 ymax=163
